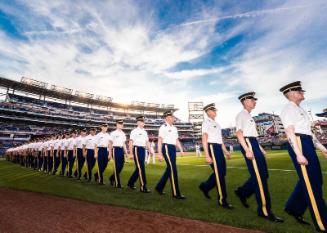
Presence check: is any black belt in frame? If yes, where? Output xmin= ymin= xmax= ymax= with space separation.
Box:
xmin=295 ymin=133 xmax=312 ymax=139
xmin=113 ymin=146 xmax=123 ymax=149
xmin=98 ymin=147 xmax=107 ymax=149
xmin=133 ymin=145 xmax=146 ymax=148
xmin=208 ymin=142 xmax=222 ymax=145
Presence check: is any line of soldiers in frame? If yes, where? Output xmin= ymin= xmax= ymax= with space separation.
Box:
xmin=5 ymin=112 xmax=186 ymax=200
xmin=4 ymin=81 xmax=327 ymax=232
xmin=198 ymin=81 xmax=327 ymax=232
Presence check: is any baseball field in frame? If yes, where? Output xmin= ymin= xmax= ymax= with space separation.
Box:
xmin=0 ymin=150 xmax=326 ymax=233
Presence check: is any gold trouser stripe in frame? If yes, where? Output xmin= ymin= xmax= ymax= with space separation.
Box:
xmin=296 ymin=136 xmax=325 ymax=231
xmin=246 ymin=138 xmax=268 ymax=217
xmin=76 ymin=150 xmax=79 ymax=176
xmin=84 ymin=151 xmax=88 ymax=176
xmin=113 ymin=148 xmax=118 ymax=186
xmin=209 ymin=144 xmax=223 ymax=205
xmin=135 ymin=147 xmax=144 ymax=190
xmin=96 ymin=157 xmax=100 ymax=183
xmin=165 ymin=145 xmax=177 ymax=196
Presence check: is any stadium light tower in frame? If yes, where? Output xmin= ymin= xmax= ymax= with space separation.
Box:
xmin=188 ymin=102 xmax=204 ymax=140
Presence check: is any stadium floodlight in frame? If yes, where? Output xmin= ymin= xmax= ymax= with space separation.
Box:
xmin=75 ymin=90 xmax=94 ymax=99
xmin=21 ymin=77 xmax=48 ymax=88
xmin=96 ymin=95 xmax=112 ymax=103
xmin=50 ymin=85 xmax=73 ymax=95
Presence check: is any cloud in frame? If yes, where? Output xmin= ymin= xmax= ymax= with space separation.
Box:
xmin=0 ymin=0 xmax=326 ymax=128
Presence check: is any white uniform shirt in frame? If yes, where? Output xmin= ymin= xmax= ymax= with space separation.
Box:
xmin=130 ymin=127 xmax=149 ymax=147
xmin=280 ymin=101 xmax=312 ymax=135
xmin=53 ymin=139 xmax=61 ymax=150
xmin=158 ymin=122 xmax=179 ymax=145
xmin=95 ymin=132 xmax=111 ymax=147
xmin=60 ymin=139 xmax=68 ymax=151
xmin=84 ymin=134 xmax=97 ymax=150
xmin=67 ymin=137 xmax=77 ymax=150
xmin=202 ymin=118 xmax=223 ymax=144
xmin=235 ymin=109 xmax=259 ymax=137
xmin=38 ymin=142 xmax=43 ymax=152
xmin=47 ymin=140 xmax=54 ymax=150
xmin=110 ymin=129 xmax=126 ymax=147
xmin=76 ymin=136 xmax=86 ymax=149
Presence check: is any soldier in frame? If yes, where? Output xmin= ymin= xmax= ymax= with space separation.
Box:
xmin=127 ymin=115 xmax=151 ymax=193
xmin=75 ymin=129 xmax=87 ymax=180
xmin=60 ymin=132 xmax=70 ymax=176
xmin=234 ymin=92 xmax=283 ymax=222
xmin=66 ymin=130 xmax=77 ymax=178
xmin=155 ymin=110 xmax=186 ymax=199
xmin=280 ymin=81 xmax=327 ymax=232
xmin=52 ymin=134 xmax=62 ymax=175
xmin=48 ymin=135 xmax=55 ymax=174
xmin=199 ymin=103 xmax=233 ymax=209
xmin=109 ymin=119 xmax=127 ymax=188
xmin=94 ymin=124 xmax=111 ymax=185
xmin=84 ymin=128 xmax=97 ymax=182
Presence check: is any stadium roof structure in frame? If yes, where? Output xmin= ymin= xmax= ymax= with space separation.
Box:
xmin=0 ymin=76 xmax=177 ymax=112
xmin=316 ymin=108 xmax=327 ymax=117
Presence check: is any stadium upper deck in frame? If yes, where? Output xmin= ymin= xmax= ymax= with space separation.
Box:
xmin=0 ymin=76 xmax=196 ymax=154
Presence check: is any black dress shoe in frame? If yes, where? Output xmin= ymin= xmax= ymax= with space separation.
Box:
xmin=259 ymin=213 xmax=284 ymax=223
xmin=140 ymin=189 xmax=151 ymax=193
xmin=235 ymin=189 xmax=249 ymax=208
xmin=83 ymin=172 xmax=88 ymax=180
xmin=284 ymin=209 xmax=310 ymax=225
xmin=199 ymin=183 xmax=211 ymax=199
xmin=109 ymin=179 xmax=114 ymax=187
xmin=94 ymin=173 xmax=99 ymax=182
xmin=127 ymin=185 xmax=136 ymax=190
xmin=155 ymin=187 xmax=165 ymax=195
xmin=173 ymin=195 xmax=186 ymax=200
xmin=220 ymin=203 xmax=234 ymax=210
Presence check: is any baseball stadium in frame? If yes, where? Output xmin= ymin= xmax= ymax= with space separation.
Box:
xmin=1 ymin=1 xmax=327 ymax=233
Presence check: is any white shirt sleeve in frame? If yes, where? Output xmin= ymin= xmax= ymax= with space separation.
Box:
xmin=158 ymin=125 xmax=165 ymax=139
xmin=130 ymin=129 xmax=136 ymax=141
xmin=280 ymin=107 xmax=296 ymax=129
xmin=202 ymin=120 xmax=209 ymax=134
xmin=235 ymin=113 xmax=244 ymax=131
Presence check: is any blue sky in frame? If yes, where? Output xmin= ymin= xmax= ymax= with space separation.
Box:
xmin=0 ymin=0 xmax=327 ymax=127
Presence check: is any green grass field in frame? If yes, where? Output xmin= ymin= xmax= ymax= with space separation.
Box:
xmin=0 ymin=151 xmax=326 ymax=233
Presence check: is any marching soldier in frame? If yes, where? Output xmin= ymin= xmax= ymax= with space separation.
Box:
xmin=52 ymin=134 xmax=62 ymax=175
xmin=75 ymin=129 xmax=87 ymax=180
xmin=84 ymin=128 xmax=97 ymax=182
xmin=155 ymin=110 xmax=186 ymax=199
xmin=60 ymin=133 xmax=69 ymax=176
xmin=94 ymin=123 xmax=111 ymax=185
xmin=199 ymin=103 xmax=233 ymax=209
xmin=48 ymin=135 xmax=55 ymax=174
xmin=234 ymin=92 xmax=283 ymax=222
xmin=109 ymin=119 xmax=127 ymax=188
xmin=66 ymin=130 xmax=77 ymax=178
xmin=280 ymin=81 xmax=327 ymax=232
xmin=37 ymin=138 xmax=44 ymax=171
xmin=127 ymin=115 xmax=151 ymax=193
